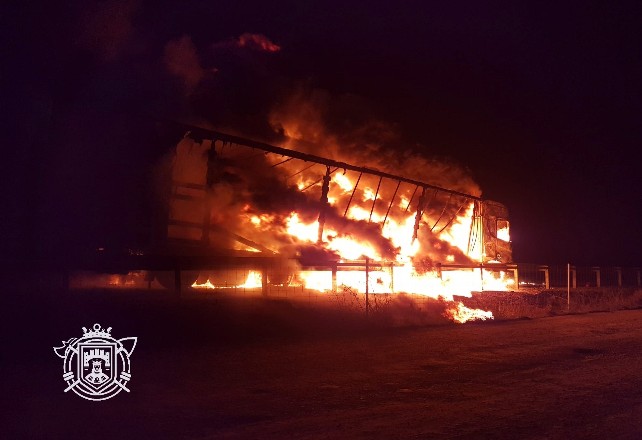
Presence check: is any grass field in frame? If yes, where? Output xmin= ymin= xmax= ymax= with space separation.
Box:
xmin=3 ymin=285 xmax=642 ymax=439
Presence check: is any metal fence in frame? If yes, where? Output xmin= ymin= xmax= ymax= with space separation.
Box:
xmin=516 ymin=264 xmax=642 ymax=289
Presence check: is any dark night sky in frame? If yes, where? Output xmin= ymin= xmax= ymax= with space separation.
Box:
xmin=2 ymin=0 xmax=641 ymax=266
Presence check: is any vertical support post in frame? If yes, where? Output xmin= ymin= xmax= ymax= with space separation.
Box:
xmin=539 ymin=266 xmax=550 ymax=289
xmin=437 ymin=263 xmax=443 ymax=280
xmin=390 ymin=262 xmax=394 ymax=293
xmin=513 ymin=266 xmax=519 ymax=291
xmin=615 ymin=267 xmax=622 ymax=288
xmin=567 ymin=263 xmax=571 ymax=311
xmin=480 ymin=264 xmax=484 ymax=292
xmin=478 ymin=201 xmax=485 ymax=261
xmin=261 ymin=265 xmax=268 ymax=296
xmin=412 ymin=187 xmax=427 ymax=242
xmin=365 ymin=257 xmax=370 ymax=317
xmin=593 ymin=267 xmax=601 ymax=288
xmin=331 ymin=264 xmax=337 ymax=293
xmin=571 ymin=266 xmax=577 ymax=288
xmin=317 ymin=167 xmax=331 ymax=244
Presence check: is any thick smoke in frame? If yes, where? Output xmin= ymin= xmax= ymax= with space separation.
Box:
xmin=269 ymin=87 xmax=481 ymax=198
xmin=164 ymin=36 xmax=206 ymax=93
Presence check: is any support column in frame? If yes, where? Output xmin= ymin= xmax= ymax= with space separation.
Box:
xmin=538 ymin=266 xmax=550 ymax=289
xmin=615 ymin=267 xmax=622 ymax=288
xmin=261 ymin=265 xmax=268 ymax=296
xmin=592 ymin=267 xmax=601 ymax=288
xmin=365 ymin=258 xmax=370 ymax=317
xmin=317 ymin=167 xmax=331 ymax=244
xmin=331 ymin=264 xmax=337 ymax=293
xmin=571 ymin=267 xmax=577 ymax=288
xmin=412 ymin=187 xmax=427 ymax=242
xmin=567 ymin=263 xmax=571 ymax=311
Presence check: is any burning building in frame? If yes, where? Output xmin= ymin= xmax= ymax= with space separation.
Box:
xmin=149 ymin=123 xmax=514 ymax=322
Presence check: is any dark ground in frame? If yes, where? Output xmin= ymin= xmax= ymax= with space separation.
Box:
xmin=3 ymin=289 xmax=642 ymax=439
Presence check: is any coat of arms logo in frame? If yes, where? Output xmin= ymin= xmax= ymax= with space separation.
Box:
xmin=54 ymin=323 xmax=137 ymax=401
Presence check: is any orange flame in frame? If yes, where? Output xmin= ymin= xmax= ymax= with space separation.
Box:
xmin=237 ymin=33 xmax=281 ymax=52
xmin=192 ymin=271 xmax=263 ymax=290
xmin=444 ymin=302 xmax=494 ymax=323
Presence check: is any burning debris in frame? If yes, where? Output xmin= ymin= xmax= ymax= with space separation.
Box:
xmin=444 ymin=301 xmax=494 ymax=324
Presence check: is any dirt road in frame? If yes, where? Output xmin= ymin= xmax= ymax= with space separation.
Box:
xmin=4 ymin=294 xmax=642 ymax=439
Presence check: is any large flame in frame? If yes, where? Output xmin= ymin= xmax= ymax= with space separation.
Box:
xmin=170 ymin=108 xmax=512 ymax=323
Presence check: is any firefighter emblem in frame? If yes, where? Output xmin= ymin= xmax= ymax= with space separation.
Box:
xmin=54 ymin=323 xmax=137 ymax=401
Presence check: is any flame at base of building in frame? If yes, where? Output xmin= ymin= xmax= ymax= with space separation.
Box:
xmin=190 ymin=263 xmax=508 ymax=323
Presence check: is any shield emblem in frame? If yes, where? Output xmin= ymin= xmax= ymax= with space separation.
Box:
xmin=78 ymin=342 xmax=117 ymax=391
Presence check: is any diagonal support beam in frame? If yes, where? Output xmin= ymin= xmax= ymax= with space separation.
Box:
xmin=343 ymin=172 xmax=362 ymax=217
xmin=368 ymin=176 xmax=383 ymax=222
